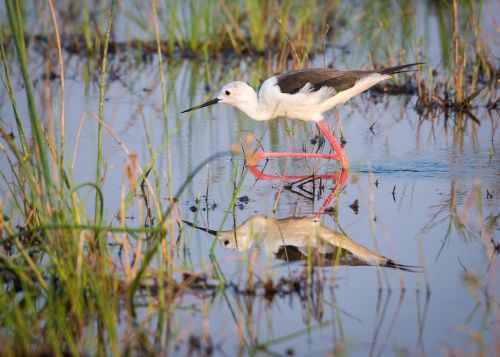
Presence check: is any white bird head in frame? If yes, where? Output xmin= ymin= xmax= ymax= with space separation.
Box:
xmin=217 ymin=215 xmax=269 ymax=251
xmin=181 ymin=81 xmax=256 ymax=113
xmin=217 ymin=81 xmax=255 ymax=105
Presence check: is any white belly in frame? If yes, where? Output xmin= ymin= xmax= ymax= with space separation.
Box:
xmin=257 ymin=73 xmax=389 ymax=122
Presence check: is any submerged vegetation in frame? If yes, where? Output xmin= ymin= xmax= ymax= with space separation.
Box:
xmin=0 ymin=0 xmax=498 ymax=355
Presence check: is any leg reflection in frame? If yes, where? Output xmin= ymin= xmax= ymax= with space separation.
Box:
xmin=247 ymin=166 xmax=348 ymax=219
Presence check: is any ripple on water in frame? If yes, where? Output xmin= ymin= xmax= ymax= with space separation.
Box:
xmin=358 ymin=160 xmax=450 ymax=179
xmin=358 ymin=146 xmax=498 ymax=183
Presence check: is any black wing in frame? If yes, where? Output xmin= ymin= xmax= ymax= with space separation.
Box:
xmin=275 ymin=68 xmax=373 ymax=95
xmin=275 ymin=63 xmax=424 ymax=95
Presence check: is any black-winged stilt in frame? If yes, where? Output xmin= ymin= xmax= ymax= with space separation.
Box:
xmin=183 ymin=215 xmax=416 ymax=270
xmin=182 ymin=63 xmax=423 ymax=170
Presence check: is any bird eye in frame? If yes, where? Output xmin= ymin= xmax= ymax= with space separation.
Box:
xmin=223 ymin=239 xmax=229 ymax=246
xmin=225 ymin=90 xmax=231 ymax=96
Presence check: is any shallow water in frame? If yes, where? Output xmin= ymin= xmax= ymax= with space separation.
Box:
xmin=173 ymin=103 xmax=498 ymax=355
xmin=4 ymin=57 xmax=498 ymax=355
xmin=1 ymin=1 xmax=499 ymax=355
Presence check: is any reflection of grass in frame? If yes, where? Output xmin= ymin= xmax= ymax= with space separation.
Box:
xmin=419 ymin=179 xmax=498 ymax=354
xmin=420 ymin=181 xmax=474 ymax=260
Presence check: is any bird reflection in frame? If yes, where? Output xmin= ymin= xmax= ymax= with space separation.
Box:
xmin=184 ymin=215 xmax=416 ymax=271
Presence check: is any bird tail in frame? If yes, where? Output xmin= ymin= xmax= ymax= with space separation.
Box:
xmin=378 ymin=62 xmax=426 ymax=75
xmin=384 ymin=259 xmax=422 ymax=273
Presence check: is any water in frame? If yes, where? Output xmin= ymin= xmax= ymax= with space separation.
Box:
xmin=54 ymin=58 xmax=496 ymax=354
xmin=1 ymin=2 xmax=499 ymax=355
xmin=172 ymin=104 xmax=497 ymax=355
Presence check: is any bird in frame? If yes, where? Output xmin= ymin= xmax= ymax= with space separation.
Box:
xmin=183 ymin=215 xmax=417 ymax=271
xmin=182 ymin=63 xmax=423 ymax=170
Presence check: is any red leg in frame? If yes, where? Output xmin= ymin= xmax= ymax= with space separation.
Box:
xmin=246 ymin=118 xmax=349 ymax=170
xmin=316 ymin=119 xmax=348 ymax=170
xmin=249 ymin=151 xmax=343 ymax=165
xmin=247 ymin=165 xmax=343 ymax=181
xmin=247 ymin=164 xmax=348 ymax=218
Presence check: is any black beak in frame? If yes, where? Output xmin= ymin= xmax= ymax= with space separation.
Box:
xmin=182 ymin=220 xmax=218 ymax=236
xmin=181 ymin=98 xmax=220 ymax=113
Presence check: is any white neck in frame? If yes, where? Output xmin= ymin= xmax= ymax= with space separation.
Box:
xmin=232 ymin=90 xmax=272 ymax=121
